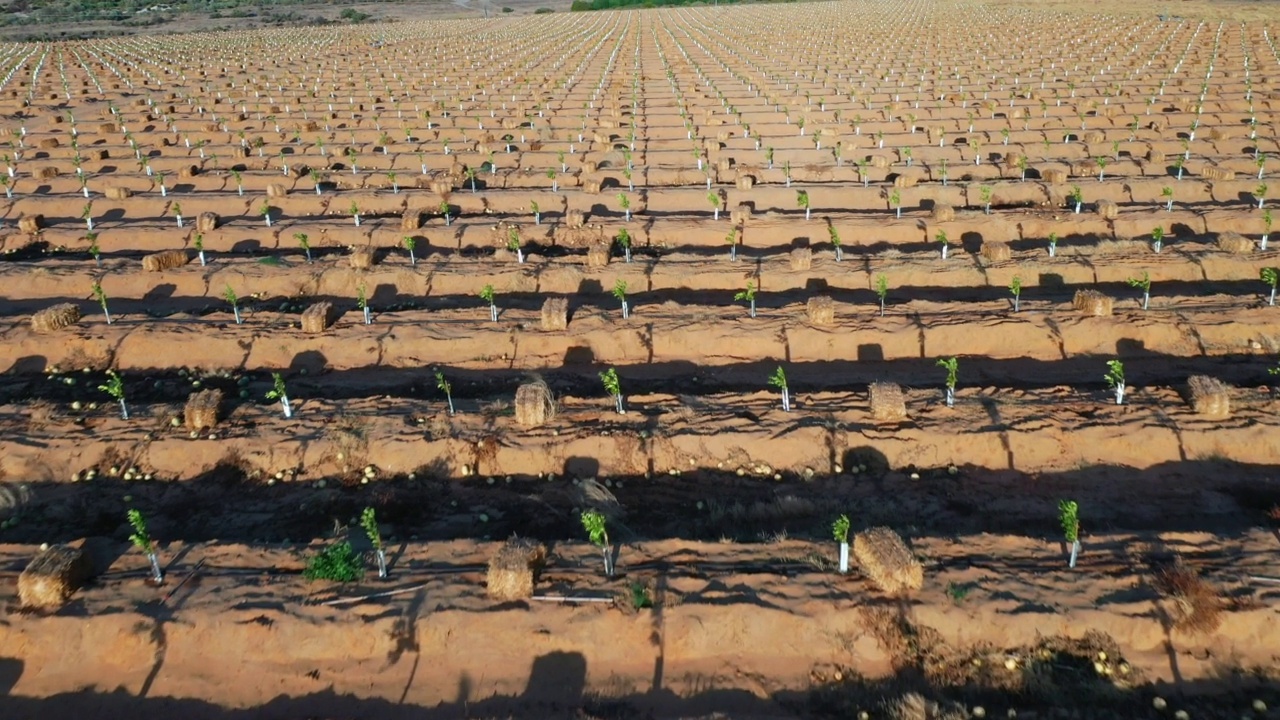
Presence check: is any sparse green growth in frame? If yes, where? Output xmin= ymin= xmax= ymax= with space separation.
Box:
xmin=1152 ymin=225 xmax=1165 ymax=252
xmin=1262 ymin=267 xmax=1278 ymax=306
xmin=224 ymin=284 xmax=242 ymax=324
xmin=91 ymin=282 xmax=111 ymax=324
xmin=403 ymin=236 xmax=417 ymax=266
xmin=875 ymin=274 xmax=888 ymax=316
xmin=1127 ymin=272 xmax=1152 ymax=310
xmin=98 ymin=369 xmax=128 ymax=419
xmin=937 ymin=357 xmax=958 ymax=407
xmin=613 ymin=279 xmax=630 ymax=319
xmin=768 ymin=366 xmax=791 ymax=412
xmin=265 ymin=372 xmax=292 ymax=418
xmin=832 ymin=515 xmax=850 ymax=544
xmin=1059 ymin=499 xmax=1080 ymax=568
xmin=600 ymin=367 xmax=624 ymax=414
xmin=1104 ymin=359 xmax=1126 ymax=405
xmin=303 ymin=542 xmax=362 ymax=583
xmin=435 ymin=370 xmax=455 ymax=415
xmin=294 ymin=232 xmax=312 ymax=262
xmin=480 ymin=283 xmax=497 ymax=322
xmin=735 ymin=282 xmax=757 ymax=318
xmin=1009 ymin=276 xmax=1022 ymax=312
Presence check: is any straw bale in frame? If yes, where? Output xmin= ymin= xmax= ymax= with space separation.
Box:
xmin=853 ymin=526 xmax=923 ymax=594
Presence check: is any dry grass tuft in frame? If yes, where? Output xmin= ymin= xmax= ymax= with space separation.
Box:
xmin=1095 ymin=199 xmax=1118 ymax=220
xmin=980 ymin=240 xmax=1011 ymax=262
xmin=1073 ymin=289 xmax=1113 ymax=316
xmin=19 ymin=545 xmax=90 ymax=611
xmin=930 ymin=204 xmax=954 ymax=221
xmin=515 ymin=378 xmax=556 ymax=428
xmin=789 ymin=246 xmax=812 ymax=271
xmin=806 ymin=295 xmax=834 ymax=325
xmin=142 ymin=249 xmax=189 ymax=272
xmin=853 ymin=526 xmax=923 ymax=595
xmin=1216 ymin=231 xmax=1254 ymax=254
xmin=301 ymin=302 xmax=334 ymax=333
xmin=540 ymin=298 xmax=568 ymax=331
xmin=869 ymin=382 xmax=907 ymax=422
xmin=1186 ymin=375 xmax=1230 ymax=418
xmin=486 ymin=537 xmax=546 ymax=601
xmin=1155 ymin=561 xmax=1223 ymax=634
xmin=586 ymin=240 xmax=611 ymax=268
xmin=887 ymin=692 xmax=967 ymax=720
xmin=31 ymin=303 xmax=81 ymax=333
xmin=349 ymin=246 xmax=375 ymax=269
xmin=184 ymin=388 xmax=223 ymax=431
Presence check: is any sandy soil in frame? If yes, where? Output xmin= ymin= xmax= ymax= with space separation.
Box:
xmin=1 ymin=0 xmax=1279 ymax=717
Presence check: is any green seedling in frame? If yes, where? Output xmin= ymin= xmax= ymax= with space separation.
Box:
xmin=833 ymin=514 xmax=851 ymax=573
xmin=357 ymin=282 xmax=371 ymax=324
xmin=1058 ymin=499 xmax=1080 ymax=568
xmin=707 ymin=191 xmax=721 ymax=221
xmin=580 ymin=510 xmax=613 ymax=576
xmin=612 ymin=279 xmax=629 ymax=319
xmin=507 ymin=225 xmax=523 ymax=263
xmin=1048 ymin=231 xmax=1059 ymax=258
xmin=224 ymin=284 xmax=242 ymax=324
xmin=1104 ymin=359 xmax=1126 ymax=405
xmin=1009 ymin=276 xmax=1022 ymax=312
xmin=1162 ymin=186 xmax=1173 ymax=211
xmin=440 ymin=199 xmax=451 ymax=225
xmin=91 ymin=281 xmax=111 ymax=324
xmin=86 ymin=231 xmax=101 ymax=267
xmin=350 ymin=200 xmax=361 ymax=227
xmin=1257 ymin=183 xmax=1268 ymax=209
xmin=875 ymin=274 xmax=888 ymax=316
xmin=479 ymin=283 xmax=497 ymax=322
xmin=726 ymin=227 xmax=739 ymax=262
xmin=768 ymin=365 xmax=790 ymax=412
xmin=546 ymin=167 xmax=557 ymax=192
xmin=1262 ymin=267 xmax=1278 ymax=306
xmin=231 ymin=169 xmax=244 ymax=196
xmin=294 ymin=232 xmax=312 ymax=263
xmin=303 ymin=542 xmax=362 ymax=583
xmin=937 ymin=357 xmax=958 ymax=408
xmin=1151 ymin=225 xmax=1165 ymax=253
xmin=403 ymin=235 xmax=417 ymax=266
xmin=1173 ymin=155 xmax=1184 ymax=180
xmin=935 ymin=230 xmax=950 ymax=260
xmin=828 ymin=225 xmax=843 ymax=262
xmin=1263 ymin=209 xmax=1272 ymax=251
xmin=979 ymin=185 xmax=992 ymax=215
xmin=1070 ymin=185 xmax=1083 ymax=214
xmin=193 ymin=232 xmax=206 ymax=266
xmin=600 ymin=367 xmax=624 ymax=414
xmin=435 ymin=370 xmax=454 ymax=415
xmin=616 ymin=228 xmax=632 ymax=263
xmin=82 ymin=202 xmax=94 ymax=232
xmin=265 ymin=371 xmax=292 ymax=418
xmin=1096 ymin=156 xmax=1108 ymax=182
xmin=797 ymin=189 xmax=810 ymax=220
xmin=99 ymin=369 xmax=128 ymax=419
xmin=530 ymin=200 xmax=541 ymax=225
xmin=127 ymin=508 xmax=162 ymax=583
xmin=172 ymin=202 xmax=184 ymax=228
xmin=361 ymin=507 xmax=387 ymax=578
xmin=735 ymin=281 xmax=757 ymax=318
xmin=890 ymin=189 xmax=902 ymax=218
xmin=1127 ymin=272 xmax=1151 ymax=310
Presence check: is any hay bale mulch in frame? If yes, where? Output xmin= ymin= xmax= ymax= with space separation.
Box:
xmin=486 ymin=537 xmax=547 ymax=601
xmin=514 ymin=378 xmax=556 ymax=428
xmin=1072 ymin=289 xmax=1113 ymax=317
xmin=300 ymin=302 xmax=334 ymax=333
xmin=853 ymin=526 xmax=923 ymax=595
xmin=869 ymin=381 xmax=907 ymax=422
xmin=184 ymin=388 xmax=223 ymax=431
xmin=19 ymin=544 xmax=91 ymax=611
xmin=1186 ymin=375 xmax=1230 ymax=418
xmin=142 ymin=249 xmax=189 ymax=272
xmin=31 ymin=303 xmax=81 ymax=333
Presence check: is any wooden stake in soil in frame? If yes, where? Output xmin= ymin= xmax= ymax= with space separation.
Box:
xmin=30 ymin=303 xmax=81 ymax=333
xmin=18 ymin=544 xmax=91 ymax=611
xmin=869 ymin=381 xmax=907 ymax=422
xmin=852 ymin=527 xmax=923 ymax=595
xmin=486 ymin=537 xmax=547 ymax=601
xmin=1186 ymin=375 xmax=1230 ymax=418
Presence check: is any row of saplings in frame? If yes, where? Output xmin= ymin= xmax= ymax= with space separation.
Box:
xmin=15 ymin=499 xmax=1087 ymax=611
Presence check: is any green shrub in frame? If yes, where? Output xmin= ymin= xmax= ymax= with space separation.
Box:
xmin=534 ymin=6 xmax=554 ymax=11
xmin=304 ymin=541 xmax=362 ymax=582
xmin=502 ymin=5 xmax=514 ymax=11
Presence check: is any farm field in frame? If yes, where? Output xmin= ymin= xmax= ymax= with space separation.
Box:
xmin=0 ymin=0 xmax=1279 ymax=717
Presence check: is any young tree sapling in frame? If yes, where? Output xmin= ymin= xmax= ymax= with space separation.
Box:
xmin=357 ymin=282 xmax=371 ymax=324
xmin=507 ymin=226 xmax=523 ymax=264
xmin=616 ymin=228 xmax=632 ymax=263
xmin=350 ymin=201 xmax=361 ymax=227
xmin=173 ymin=202 xmax=184 ymax=228
xmin=797 ymin=189 xmax=810 ymax=220
xmin=828 ymin=225 xmax=843 ymax=262
xmin=1127 ymin=272 xmax=1151 ymax=310
xmin=1151 ymin=225 xmax=1165 ymax=253
xmin=1058 ymin=500 xmax=1080 ymax=569
xmin=86 ymin=232 xmax=101 ymax=267
xmin=1104 ymin=359 xmax=1126 ymax=405
xmin=1009 ymin=276 xmax=1022 ymax=312
xmin=530 ymin=200 xmax=540 ymax=225
xmin=1262 ymin=267 xmax=1278 ymax=306
xmin=403 ymin=236 xmax=417 ymax=266
xmin=833 ymin=514 xmax=851 ymax=574
xmin=581 ymin=509 xmax=613 ymax=576
xmin=1048 ymin=231 xmax=1059 ymax=258
xmin=600 ymin=367 xmax=624 ymax=414
xmin=937 ymin=357 xmax=958 ymax=408
xmin=1263 ymin=209 xmax=1273 ymax=251
xmin=875 ymin=274 xmax=888 ymax=316
xmin=726 ymin=228 xmax=739 ymax=262
xmin=1162 ymin=186 xmax=1173 ymax=211
xmin=91 ymin=281 xmax=111 ymax=324
xmin=935 ymin=230 xmax=950 ymax=260
xmin=768 ymin=366 xmax=790 ymax=412
xmin=1070 ymin=185 xmax=1083 ymax=214
xmin=479 ymin=283 xmax=497 ymax=322
xmin=612 ymin=279 xmax=629 ymax=319
xmin=127 ymin=508 xmax=163 ymax=583
xmin=99 ymin=369 xmax=128 ymax=419
xmin=224 ymin=284 xmax=242 ymax=324
xmin=361 ymin=507 xmax=387 ymax=579
xmin=979 ymin=185 xmax=992 ymax=215
xmin=735 ymin=282 xmax=757 ymax=318
xmin=435 ymin=370 xmax=455 ymax=415
xmin=295 ymin=232 xmax=312 ymax=263
xmin=265 ymin=372 xmax=292 ymax=418
xmin=193 ymin=232 xmax=206 ymax=266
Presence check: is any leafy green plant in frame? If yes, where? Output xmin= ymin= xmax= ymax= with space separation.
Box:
xmin=1069 ymin=185 xmax=1083 ymax=214
xmin=600 ymin=367 xmax=624 ymax=414
xmin=530 ymin=200 xmax=541 ymax=225
xmin=935 ymin=230 xmax=950 ymax=260
xmin=193 ymin=232 xmax=206 ymax=266
xmin=979 ymin=185 xmax=993 ymax=214
xmin=937 ymin=357 xmax=958 ymax=408
xmin=707 ymin=190 xmax=721 ymax=220
xmin=361 ymin=507 xmax=387 ymax=578
xmin=797 ymin=189 xmax=810 ymax=220
xmin=768 ymin=366 xmax=791 ymax=412
xmin=616 ymin=228 xmax=632 ymax=263
xmin=507 ymin=226 xmax=524 ymax=263
xmin=828 ymin=225 xmax=843 ymax=262
xmin=224 ymin=284 xmax=242 ymax=324
xmin=613 ymin=279 xmax=629 ymax=319
xmin=86 ymin=231 xmax=101 ymax=267
xmin=1257 ymin=183 xmax=1268 ymax=209
xmin=1009 ymin=276 xmax=1022 ymax=312
xmin=91 ymin=282 xmax=111 ymax=324
xmin=127 ymin=508 xmax=162 ymax=583
xmin=260 ymin=201 xmax=272 ymax=227
xmin=889 ymin=188 xmax=902 ymax=218
xmin=436 ymin=370 xmax=454 ymax=415
xmin=726 ymin=227 xmax=739 ymax=262
xmin=946 ymin=581 xmax=970 ymax=603
xmin=619 ymin=192 xmax=633 ymax=222
xmin=265 ymin=372 xmax=292 ymax=418
xmin=440 ymin=199 xmax=452 ymax=225
xmin=349 ymin=200 xmax=361 ymax=227
xmin=403 ymin=235 xmax=417 ymax=266
xmin=172 ymin=202 xmax=184 ymax=228
xmin=1162 ymin=186 xmax=1174 ymax=211
xmin=1262 ymin=267 xmax=1278 ymax=306
xmin=1104 ymin=359 xmax=1126 ymax=405
xmin=875 ymin=274 xmax=888 ymax=316
xmin=1263 ymin=209 xmax=1273 ymax=251
xmin=303 ymin=542 xmax=363 ymax=583
xmin=1058 ymin=499 xmax=1080 ymax=568
xmin=629 ymin=582 xmax=652 ymax=610
xmin=479 ymin=284 xmax=497 ymax=322
xmin=832 ymin=515 xmax=850 ymax=544
xmin=1151 ymin=226 xmax=1165 ymax=253
xmin=580 ymin=510 xmax=613 ymax=576
xmin=357 ymin=283 xmax=371 ymax=324
xmin=1127 ymin=272 xmax=1151 ymax=310
xmin=294 ymin=232 xmax=312 ymax=263
xmin=735 ymin=282 xmax=757 ymax=318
